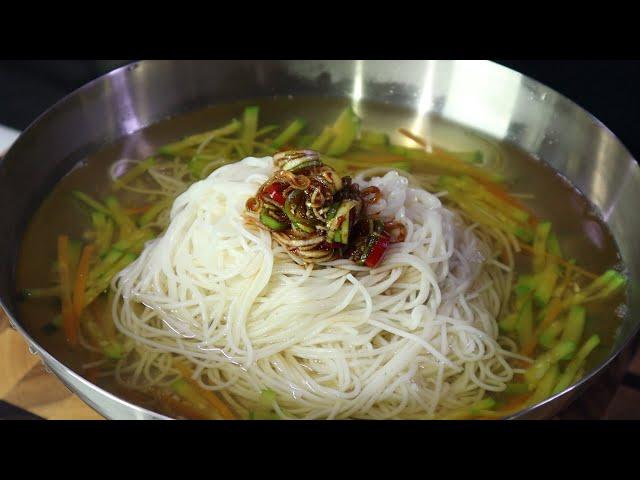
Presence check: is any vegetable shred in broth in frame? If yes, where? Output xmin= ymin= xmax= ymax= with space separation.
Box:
xmin=16 ymin=96 xmax=625 ymax=418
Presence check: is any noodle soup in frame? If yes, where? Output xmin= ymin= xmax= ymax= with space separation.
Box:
xmin=16 ymin=97 xmax=626 ymax=419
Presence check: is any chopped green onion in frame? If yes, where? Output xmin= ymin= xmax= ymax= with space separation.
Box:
xmin=259 ymin=210 xmax=288 ymax=231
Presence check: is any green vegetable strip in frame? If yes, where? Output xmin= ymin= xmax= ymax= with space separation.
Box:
xmin=528 ymin=364 xmax=559 ymax=406
xmin=89 ymin=250 xmax=124 ymax=282
xmin=499 ymin=313 xmax=518 ymax=332
xmin=515 ymin=274 xmax=536 ymax=291
xmin=241 ymin=106 xmax=259 ymax=155
xmin=450 ymin=151 xmax=483 ymax=164
xmin=139 ymin=198 xmax=174 ymax=226
xmin=249 ymin=411 xmax=280 ymax=420
xmin=85 ymin=253 xmax=136 ymax=305
xmin=89 ymin=229 xmax=152 ymax=282
xmin=259 ymin=389 xmax=277 ymax=409
xmin=271 ymin=118 xmax=306 ymax=149
xmin=539 ymin=320 xmax=564 ymax=349
xmin=327 ymin=107 xmax=359 ymax=156
xmin=105 ymin=196 xmax=136 ymax=238
xmin=552 ymin=335 xmax=601 ymax=395
xmin=112 ymin=157 xmax=156 ymax=191
xmin=547 ymin=232 xmax=563 ymax=258
xmin=442 ymin=398 xmax=496 ymax=419
xmin=524 ymin=341 xmax=576 ymax=387
xmin=359 ymin=130 xmax=389 ymax=146
xmin=188 ymin=156 xmax=212 ymax=179
xmin=259 ymin=210 xmax=288 ymax=231
xmin=158 ymin=119 xmax=242 ymax=155
xmin=310 ymin=127 xmax=335 ymax=152
xmin=255 ymin=125 xmax=279 ymax=139
xmin=532 ymin=222 xmax=552 ymax=272
xmin=560 ymin=306 xmax=586 ymax=351
xmin=534 ymin=263 xmax=559 ymax=307
xmin=92 ymin=212 xmax=114 ymax=256
xmin=567 ymin=270 xmax=626 ymax=305
xmin=516 ymin=298 xmax=534 ymax=347
xmin=72 ymin=191 xmax=111 ymax=216
xmin=84 ymin=316 xmax=124 ymax=360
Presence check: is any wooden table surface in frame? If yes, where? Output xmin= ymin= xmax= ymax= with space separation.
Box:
xmin=2 ymin=305 xmax=639 ymax=420
xmin=0 ymin=308 xmax=104 ymax=420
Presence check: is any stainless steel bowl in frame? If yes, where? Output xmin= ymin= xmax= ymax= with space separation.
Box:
xmin=1 ymin=60 xmax=638 ymax=420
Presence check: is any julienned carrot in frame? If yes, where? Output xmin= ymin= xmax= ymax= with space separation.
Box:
xmin=398 ymin=128 xmax=500 ymax=183
xmin=398 ymin=128 xmax=540 ymax=219
xmin=57 ymin=235 xmax=76 ymax=345
xmin=476 ymin=178 xmax=538 ymax=222
xmin=123 ymin=205 xmax=152 ymax=215
xmin=72 ymin=245 xmax=95 ymax=325
xmin=175 ymin=363 xmax=236 ymax=419
xmin=398 ymin=128 xmax=429 ymax=148
xmin=517 ymin=242 xmax=598 ymax=280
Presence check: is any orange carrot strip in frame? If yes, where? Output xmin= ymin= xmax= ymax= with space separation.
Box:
xmin=475 ymin=178 xmax=538 ymax=221
xmin=175 ymin=363 xmax=236 ymax=419
xmin=57 ymin=235 xmax=77 ymax=345
xmin=517 ymin=242 xmax=598 ymax=279
xmin=124 ymin=205 xmax=152 ymax=215
xmin=72 ymin=244 xmax=95 ymax=325
xmin=398 ymin=128 xmax=428 ymax=148
xmin=398 ymin=128 xmax=502 ymax=183
xmin=398 ymin=128 xmax=538 ymax=217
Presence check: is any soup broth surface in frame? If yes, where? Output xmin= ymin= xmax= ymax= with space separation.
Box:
xmin=16 ymin=96 xmax=626 ymax=417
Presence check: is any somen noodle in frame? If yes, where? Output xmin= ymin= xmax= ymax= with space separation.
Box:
xmin=111 ymin=155 xmax=528 ymax=419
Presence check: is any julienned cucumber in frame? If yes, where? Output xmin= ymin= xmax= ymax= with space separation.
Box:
xmin=326 ymin=107 xmax=360 ymax=156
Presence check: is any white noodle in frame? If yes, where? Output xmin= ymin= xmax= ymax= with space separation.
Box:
xmin=111 ymin=157 xmax=519 ymax=419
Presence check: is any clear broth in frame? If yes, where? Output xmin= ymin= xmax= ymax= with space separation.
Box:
xmin=15 ymin=96 xmax=626 ymax=417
